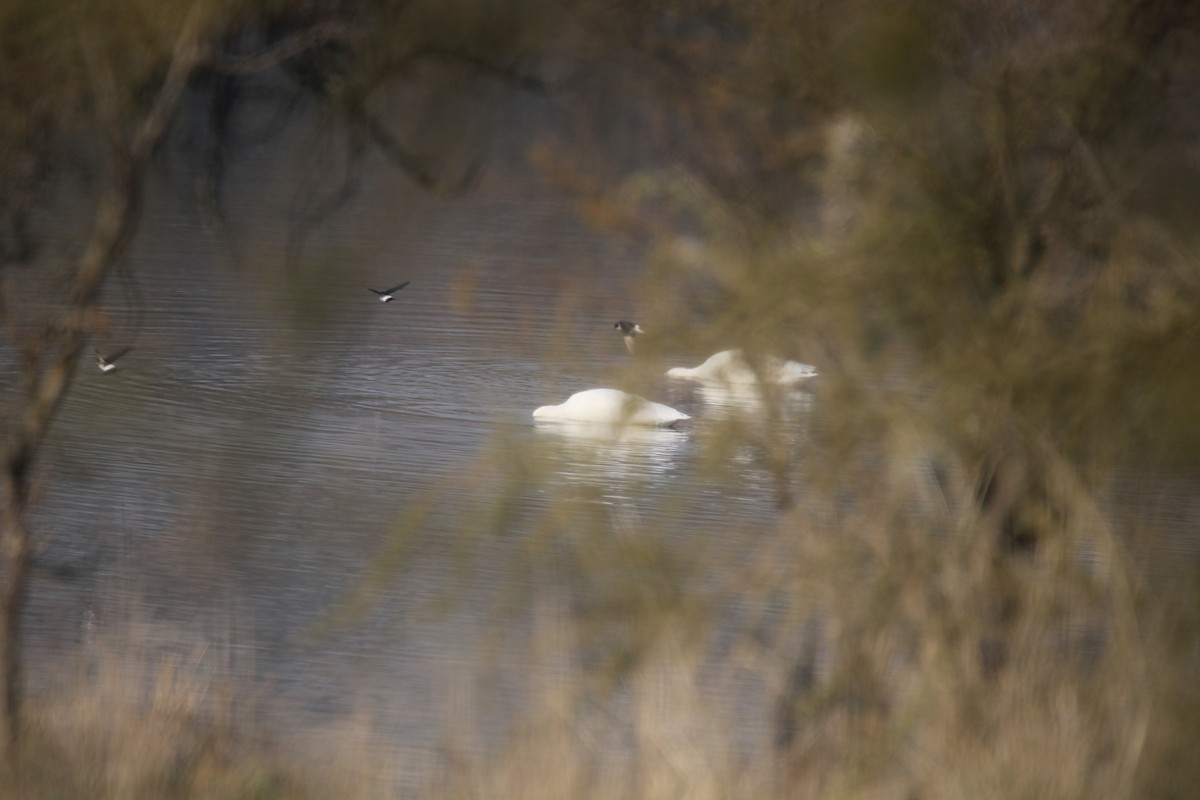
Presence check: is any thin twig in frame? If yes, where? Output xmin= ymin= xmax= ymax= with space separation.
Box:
xmin=211 ymin=22 xmax=361 ymax=75
xmin=1 ymin=7 xmax=213 ymax=757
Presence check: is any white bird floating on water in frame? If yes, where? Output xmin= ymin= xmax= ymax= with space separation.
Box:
xmin=666 ymin=349 xmax=817 ymax=385
xmin=533 ymin=388 xmax=689 ymax=428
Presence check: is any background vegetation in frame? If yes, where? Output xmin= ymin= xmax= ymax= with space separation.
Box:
xmin=2 ymin=0 xmax=1199 ymax=797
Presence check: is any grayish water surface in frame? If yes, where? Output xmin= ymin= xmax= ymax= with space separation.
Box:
xmin=24 ymin=160 xmax=808 ymax=773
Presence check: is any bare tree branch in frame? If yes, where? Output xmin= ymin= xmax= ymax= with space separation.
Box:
xmin=286 ymin=124 xmax=368 ymax=267
xmin=1 ymin=10 xmax=212 ymax=758
xmin=393 ymin=45 xmax=549 ymax=92
xmin=211 ymin=21 xmax=361 ymax=75
xmin=355 ymin=108 xmax=439 ymax=190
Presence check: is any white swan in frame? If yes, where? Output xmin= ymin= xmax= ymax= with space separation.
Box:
xmin=533 ymin=389 xmax=689 ymax=428
xmin=667 ymin=349 xmax=817 ymax=385
xmin=772 ymin=358 xmax=820 ymax=384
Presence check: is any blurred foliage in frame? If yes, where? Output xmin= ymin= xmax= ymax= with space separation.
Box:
xmin=0 ymin=0 xmax=560 ymax=272
xmin=3 ymin=0 xmax=1200 ymax=798
xmin=525 ymin=0 xmax=1200 ymax=797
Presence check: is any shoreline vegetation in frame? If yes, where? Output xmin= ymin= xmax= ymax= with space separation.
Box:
xmin=2 ymin=1 xmax=1199 ymax=797
xmin=4 ymin=524 xmax=1199 ymax=800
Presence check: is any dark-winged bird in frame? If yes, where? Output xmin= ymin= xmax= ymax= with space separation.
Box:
xmin=96 ymin=347 xmax=132 ymax=374
xmin=369 ymin=282 xmax=410 ymax=302
xmin=613 ymin=320 xmax=644 ymax=353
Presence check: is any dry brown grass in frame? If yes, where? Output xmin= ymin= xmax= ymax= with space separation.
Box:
xmin=0 ymin=632 xmax=400 ymax=800
xmin=3 ymin=427 xmax=1196 ymax=799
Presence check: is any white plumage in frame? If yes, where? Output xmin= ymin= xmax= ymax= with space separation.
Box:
xmin=667 ymin=349 xmax=817 ymax=385
xmin=533 ymin=389 xmax=689 ymax=427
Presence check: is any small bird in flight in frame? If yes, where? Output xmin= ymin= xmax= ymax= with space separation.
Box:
xmin=613 ymin=321 xmax=645 ymax=353
xmin=96 ymin=347 xmax=132 ymax=374
xmin=368 ymin=282 xmax=410 ymax=303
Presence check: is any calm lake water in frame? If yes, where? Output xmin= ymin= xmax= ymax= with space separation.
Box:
xmin=23 ymin=146 xmax=812 ymax=775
